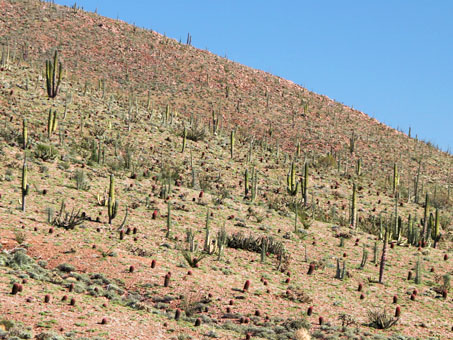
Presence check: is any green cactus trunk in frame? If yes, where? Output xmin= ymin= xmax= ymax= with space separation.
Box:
xmin=286 ymin=161 xmax=299 ymax=196
xmin=21 ymin=157 xmax=29 ymax=212
xmin=351 ymin=183 xmax=357 ymax=228
xmin=393 ymin=163 xmax=399 ymax=193
xmin=251 ymin=168 xmax=258 ymax=202
xmin=378 ymin=226 xmax=389 ymax=284
xmin=432 ymin=209 xmax=440 ymax=248
xmin=108 ymin=174 xmax=118 ymax=224
xmin=230 ymin=130 xmax=235 ymax=159
xmin=378 ymin=214 xmax=383 ymax=240
xmin=423 ymin=193 xmax=429 ymax=243
xmin=244 ymin=169 xmax=249 ymax=196
xmin=22 ymin=118 xmax=27 ymax=150
xmin=302 ymin=162 xmax=308 ymax=204
xmin=394 ymin=192 xmax=399 ymax=241
xmin=181 ymin=126 xmax=187 ymax=153
xmin=45 ymin=50 xmax=62 ymax=98
xmin=407 ymin=214 xmax=413 ymax=245
xmin=166 ymin=201 xmax=171 ymax=238
xmin=415 ymin=257 xmax=422 ymax=284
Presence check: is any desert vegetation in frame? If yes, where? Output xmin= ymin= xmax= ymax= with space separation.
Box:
xmin=0 ymin=1 xmax=451 ymax=339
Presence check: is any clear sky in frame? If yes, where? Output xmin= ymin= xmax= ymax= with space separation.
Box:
xmin=54 ymin=0 xmax=453 ymax=152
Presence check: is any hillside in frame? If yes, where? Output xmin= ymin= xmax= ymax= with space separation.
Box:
xmin=0 ymin=1 xmax=452 ymax=340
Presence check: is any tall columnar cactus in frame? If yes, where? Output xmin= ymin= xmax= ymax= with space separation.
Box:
xmin=349 ymin=133 xmax=356 ymax=154
xmin=296 ymin=142 xmax=301 ymax=158
xmin=372 ymin=241 xmax=378 ymax=264
xmin=423 ymin=193 xmax=429 ymax=243
xmin=211 ymin=110 xmax=220 ymax=135
xmin=303 ymin=100 xmax=309 ymax=114
xmin=407 ymin=214 xmax=413 ymax=245
xmin=22 ymin=118 xmax=28 ymax=150
xmin=414 ymin=160 xmax=421 ymax=203
xmin=203 ymin=208 xmax=211 ymax=251
xmin=230 ymin=129 xmax=235 ymax=159
xmin=251 ymin=168 xmax=258 ymax=201
xmin=426 ymin=213 xmax=433 ymax=246
xmin=165 ymin=104 xmax=170 ymax=124
xmin=21 ymin=157 xmax=30 ymax=212
xmin=302 ymin=162 xmax=308 ymax=204
xmin=108 ymin=174 xmax=118 ymax=224
xmin=393 ymin=192 xmax=399 ymax=241
xmin=397 ymin=216 xmax=402 ymax=243
xmin=415 ymin=257 xmax=422 ymax=284
xmin=166 ymin=201 xmax=171 ymax=238
xmin=47 ymin=109 xmax=57 ymax=139
xmin=350 ymin=183 xmax=357 ymax=228
xmin=432 ymin=209 xmax=440 ymax=248
xmin=244 ymin=168 xmax=249 ymax=196
xmin=286 ymin=162 xmax=299 ymax=196
xmin=378 ymin=214 xmax=383 ymax=240
xmin=356 ymin=158 xmax=361 ymax=176
xmin=378 ymin=225 xmax=389 ymax=284
xmin=45 ymin=50 xmax=63 ymax=98
xmin=393 ymin=163 xmax=399 ymax=193
xmin=181 ymin=126 xmax=187 ymax=153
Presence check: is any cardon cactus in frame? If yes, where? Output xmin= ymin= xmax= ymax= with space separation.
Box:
xmin=47 ymin=109 xmax=57 ymax=138
xmin=350 ymin=183 xmax=357 ymax=228
xmin=244 ymin=168 xmax=249 ymax=196
xmin=286 ymin=161 xmax=299 ymax=196
xmin=108 ymin=174 xmax=118 ymax=224
xmin=302 ymin=162 xmax=308 ymax=204
xmin=45 ymin=50 xmax=63 ymax=98
xmin=393 ymin=163 xmax=399 ymax=193
xmin=21 ymin=157 xmax=30 ymax=212
xmin=181 ymin=126 xmax=187 ymax=153
xmin=432 ymin=209 xmax=441 ymax=248
xmin=22 ymin=118 xmax=28 ymax=149
xmin=230 ymin=129 xmax=235 ymax=158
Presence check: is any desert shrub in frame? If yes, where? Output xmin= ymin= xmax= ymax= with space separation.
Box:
xmin=0 ymin=250 xmax=49 ymax=281
xmin=430 ymin=190 xmax=450 ymax=209
xmin=73 ymin=169 xmax=90 ymax=190
xmin=57 ymin=263 xmax=75 ymax=273
xmin=0 ymin=124 xmax=20 ymax=144
xmin=367 ymin=308 xmax=399 ymax=329
xmin=186 ymin=119 xmax=206 ymax=142
xmin=226 ymin=232 xmax=285 ymax=255
xmin=316 ymin=154 xmax=336 ymax=169
xmin=198 ymin=171 xmax=216 ymax=192
xmin=14 ymin=229 xmax=27 ymax=245
xmin=283 ymin=288 xmax=312 ymax=304
xmin=338 ymin=313 xmax=357 ymax=329
xmin=282 ymin=317 xmax=311 ymax=331
xmin=35 ymin=331 xmax=65 ymax=340
xmin=50 ymin=201 xmax=86 ymax=230
xmin=182 ymin=251 xmax=207 ymax=268
xmin=294 ymin=328 xmax=311 ymax=340
xmin=289 ymin=201 xmax=312 ymax=229
xmin=180 ymin=291 xmax=207 ymax=317
xmin=34 ymin=143 xmax=58 ymax=161
xmin=159 ymin=162 xmax=182 ymax=183
xmin=267 ymin=193 xmax=287 ymax=212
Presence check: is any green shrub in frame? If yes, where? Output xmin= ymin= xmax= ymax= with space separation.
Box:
xmin=34 ymin=143 xmax=58 ymax=161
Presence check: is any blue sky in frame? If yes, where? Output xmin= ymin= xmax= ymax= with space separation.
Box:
xmin=55 ymin=0 xmax=453 ymax=152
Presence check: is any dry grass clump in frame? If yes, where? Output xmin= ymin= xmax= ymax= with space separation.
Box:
xmin=294 ymin=328 xmax=311 ymax=340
